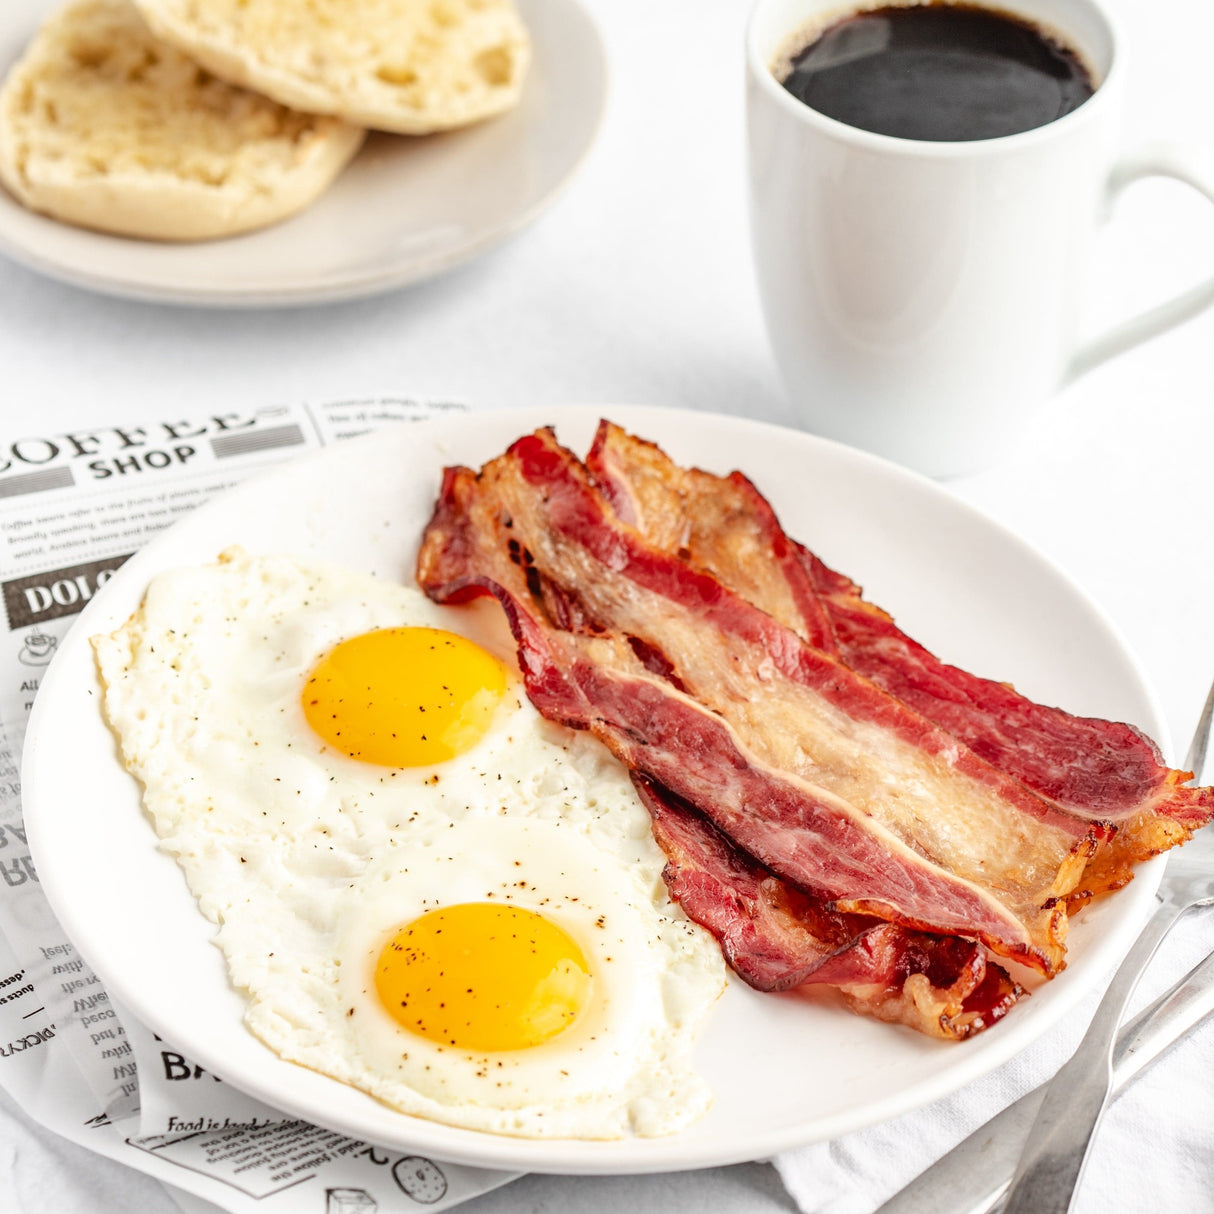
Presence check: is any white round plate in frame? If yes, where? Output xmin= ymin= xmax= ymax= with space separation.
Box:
xmin=23 ymin=405 xmax=1164 ymax=1174
xmin=0 ymin=0 xmax=604 ymax=307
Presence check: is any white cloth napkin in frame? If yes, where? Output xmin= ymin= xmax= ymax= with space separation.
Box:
xmin=772 ymin=910 xmax=1214 ymax=1214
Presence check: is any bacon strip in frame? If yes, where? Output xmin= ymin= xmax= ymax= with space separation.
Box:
xmin=585 ymin=422 xmax=1214 ymax=905
xmin=418 ymin=433 xmax=1107 ymax=974
xmin=635 ymin=776 xmax=1021 ymax=1039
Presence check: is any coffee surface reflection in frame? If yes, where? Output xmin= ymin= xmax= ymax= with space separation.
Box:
xmin=778 ymin=3 xmax=1095 ymax=141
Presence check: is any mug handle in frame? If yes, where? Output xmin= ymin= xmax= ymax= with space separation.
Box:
xmin=1066 ymin=143 xmax=1214 ymax=383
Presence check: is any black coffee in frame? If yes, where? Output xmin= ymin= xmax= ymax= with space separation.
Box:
xmin=778 ymin=3 xmax=1095 ymax=142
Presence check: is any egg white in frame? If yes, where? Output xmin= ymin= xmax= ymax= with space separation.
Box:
xmin=93 ymin=547 xmax=725 ymax=1138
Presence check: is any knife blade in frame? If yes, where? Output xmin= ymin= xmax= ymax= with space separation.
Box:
xmin=872 ymin=945 xmax=1214 ymax=1214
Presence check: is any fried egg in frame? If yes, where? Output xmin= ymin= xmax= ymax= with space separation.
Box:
xmin=93 ymin=547 xmax=724 ymax=1138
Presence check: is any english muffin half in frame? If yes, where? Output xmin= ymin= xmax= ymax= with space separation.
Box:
xmin=131 ymin=0 xmax=530 ymax=136
xmin=0 ymin=0 xmax=366 ymax=241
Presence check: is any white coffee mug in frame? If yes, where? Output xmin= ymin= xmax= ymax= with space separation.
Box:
xmin=747 ymin=0 xmax=1214 ymax=477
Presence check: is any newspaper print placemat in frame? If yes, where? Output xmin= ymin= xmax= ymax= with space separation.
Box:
xmin=0 ymin=399 xmax=520 ymax=1214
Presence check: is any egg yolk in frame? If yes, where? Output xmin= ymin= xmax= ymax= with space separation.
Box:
xmin=302 ymin=627 xmax=506 ymax=767
xmin=374 ymin=903 xmax=592 ymax=1052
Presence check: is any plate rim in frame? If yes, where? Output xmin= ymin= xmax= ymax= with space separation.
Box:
xmin=21 ymin=403 xmax=1166 ymax=1174
xmin=0 ymin=0 xmax=607 ymax=307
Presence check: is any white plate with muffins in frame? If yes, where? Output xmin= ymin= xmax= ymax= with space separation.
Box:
xmin=0 ymin=0 xmax=606 ymax=306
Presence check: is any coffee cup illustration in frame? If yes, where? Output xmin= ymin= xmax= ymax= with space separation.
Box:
xmin=19 ymin=628 xmax=57 ymax=666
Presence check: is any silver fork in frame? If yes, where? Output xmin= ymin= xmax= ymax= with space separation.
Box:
xmin=1000 ymin=677 xmax=1214 ymax=1214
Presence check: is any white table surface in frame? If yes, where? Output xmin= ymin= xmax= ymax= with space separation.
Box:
xmin=3 ymin=0 xmax=1214 ymax=1209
